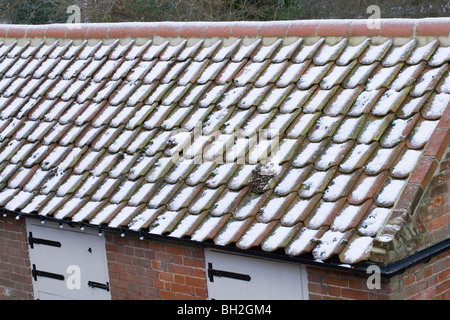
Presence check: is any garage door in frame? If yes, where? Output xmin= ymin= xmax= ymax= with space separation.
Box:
xmin=26 ymin=219 xmax=111 ymax=300
xmin=205 ymin=249 xmax=308 ymax=300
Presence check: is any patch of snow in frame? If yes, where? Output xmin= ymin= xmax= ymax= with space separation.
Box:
xmin=376 ymin=179 xmax=406 ymax=205
xmin=358 ymin=207 xmax=391 ymax=236
xmin=392 ymin=149 xmax=422 ymax=177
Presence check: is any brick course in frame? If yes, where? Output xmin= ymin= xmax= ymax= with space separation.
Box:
xmin=105 ymin=233 xmax=207 ymax=300
xmin=0 ymin=215 xmax=33 ymax=300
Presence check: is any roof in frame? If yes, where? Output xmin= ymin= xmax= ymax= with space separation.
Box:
xmin=0 ymin=19 xmax=449 ymax=266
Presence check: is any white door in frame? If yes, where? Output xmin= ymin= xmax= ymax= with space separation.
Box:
xmin=205 ymin=249 xmax=308 ymax=300
xmin=26 ymin=219 xmax=111 ymax=300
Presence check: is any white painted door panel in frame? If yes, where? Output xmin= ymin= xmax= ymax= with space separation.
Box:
xmin=26 ymin=219 xmax=111 ymax=300
xmin=205 ymin=249 xmax=308 ymax=300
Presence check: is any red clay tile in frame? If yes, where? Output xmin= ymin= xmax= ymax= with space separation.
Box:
xmin=86 ymin=26 xmax=109 ymax=39
xmin=66 ymin=27 xmax=88 ymax=39
xmin=231 ymin=24 xmax=260 ymax=38
xmin=424 ymin=129 xmax=450 ymax=161
xmin=416 ymin=20 xmax=450 ymax=37
xmin=381 ymin=21 xmax=415 ymax=37
xmin=131 ymin=25 xmax=157 ymax=38
xmin=348 ymin=21 xmax=381 ymax=36
xmin=179 ymin=25 xmax=206 ymax=38
xmin=155 ymin=24 xmax=180 ymax=38
xmin=7 ymin=27 xmax=27 ymax=38
xmin=259 ymin=23 xmax=289 ymax=37
xmin=408 ymin=156 xmax=438 ymax=188
xmin=205 ymin=25 xmax=232 ymax=38
xmin=26 ymin=27 xmax=46 ymax=38
xmin=287 ymin=21 xmax=318 ymax=36
xmin=317 ymin=22 xmax=349 ymax=36
xmin=108 ymin=25 xmax=132 ymax=38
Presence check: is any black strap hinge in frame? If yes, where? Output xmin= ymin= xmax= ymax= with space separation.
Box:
xmin=207 ymin=263 xmax=251 ymax=282
xmin=88 ymin=281 xmax=110 ymax=292
xmin=28 ymin=232 xmax=61 ymax=249
xmin=32 ymin=264 xmax=65 ymax=282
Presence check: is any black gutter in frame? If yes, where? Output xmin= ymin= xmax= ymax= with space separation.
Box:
xmin=3 ymin=209 xmax=449 ymax=278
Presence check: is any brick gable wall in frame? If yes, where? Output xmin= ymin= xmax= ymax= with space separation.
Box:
xmin=0 ymin=215 xmax=33 ymax=300
xmin=105 ymin=233 xmax=208 ymax=300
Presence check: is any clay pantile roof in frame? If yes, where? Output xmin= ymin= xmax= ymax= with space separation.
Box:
xmin=0 ymin=19 xmax=449 ymax=266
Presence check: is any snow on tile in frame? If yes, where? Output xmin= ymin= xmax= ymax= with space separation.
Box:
xmin=228 ymin=164 xmax=256 ymax=190
xmin=194 ymin=39 xmax=222 ymax=62
xmin=341 ymin=236 xmax=373 ymax=264
xmin=149 ymin=209 xmax=183 ymax=234
xmin=258 ymin=196 xmax=287 ymax=222
xmin=128 ymin=208 xmax=159 ymax=231
xmin=212 ymin=39 xmax=241 ymax=62
xmin=108 ymin=206 xmax=140 ymax=229
xmin=217 ymin=86 xmax=247 ymax=109
xmin=92 ymin=178 xmax=118 ymax=201
xmin=168 ymin=185 xmax=197 ymax=211
xmin=206 ymin=163 xmax=235 ymax=188
xmin=178 ymin=60 xmax=208 ymax=86
xmin=273 ymin=38 xmax=303 ymax=63
xmin=169 ymin=213 xmax=203 ymax=238
xmin=428 ymin=46 xmax=450 ymax=67
xmin=358 ymin=207 xmax=391 ymax=236
xmin=382 ymin=39 xmax=416 ymax=66
xmin=332 ymin=204 xmax=365 ymax=232
xmin=276 ymin=61 xmax=308 ymax=87
xmin=215 ymin=218 xmax=248 ymax=246
xmin=350 ymin=175 xmax=379 ymax=203
xmin=376 ymin=179 xmax=406 ymax=206
xmin=21 ymin=194 xmax=48 ymax=214
xmin=38 ymin=196 xmax=67 ymax=216
xmin=392 ymin=149 xmax=422 ymax=177
xmin=333 ymin=116 xmax=363 ymax=143
xmin=143 ymin=40 xmax=169 ymax=60
xmin=255 ymin=62 xmax=286 ymax=87
xmin=239 ymin=86 xmax=268 ymax=109
xmin=308 ymin=201 xmax=337 ymax=229
xmin=189 ymin=187 xmax=219 ymax=214
xmin=372 ymin=89 xmax=408 ymax=116
xmin=345 ymin=63 xmax=377 ymax=89
xmin=312 ymin=230 xmax=346 ymax=261
xmin=234 ymin=61 xmax=267 ymax=86
xmin=237 ymin=222 xmax=272 ymax=249
xmin=148 ymin=183 xmax=177 ymax=208
xmin=299 ymin=171 xmax=329 ymax=198
xmin=128 ymin=183 xmax=157 ymax=206
xmin=298 ymin=64 xmax=331 ymax=89
xmin=198 ymin=84 xmax=228 ymax=107
xmin=314 ymin=39 xmax=347 ymax=66
xmin=292 ymin=141 xmax=324 ymax=167
xmin=412 ymin=64 xmax=447 ymax=96
xmin=390 ymin=63 xmax=424 ymax=91
xmin=315 ymin=142 xmax=348 ymax=170
xmin=274 ymin=168 xmax=307 ymax=196
xmin=337 ymin=39 xmax=370 ymax=66
xmin=364 ymin=147 xmax=396 ymax=174
xmin=425 ymin=93 xmax=450 ymax=119
xmin=56 ymin=174 xmax=85 ymax=197
xmin=303 ymin=88 xmax=336 ymax=113
xmin=360 ymin=40 xmax=392 ymax=65
xmin=407 ymin=40 xmax=438 ymax=65
xmin=110 ymin=180 xmax=139 ymax=204
xmin=211 ymin=190 xmax=240 ymax=216
xmin=381 ymin=118 xmax=410 ymax=147
xmin=293 ymin=38 xmax=324 ymax=63
xmin=217 ymin=60 xmax=247 ymax=84
xmin=197 ymin=60 xmax=227 ymax=84
xmin=161 ymin=39 xmax=188 ymax=61
xmin=286 ymin=113 xmax=318 ymax=139
xmin=409 ymin=120 xmax=439 ymax=149
xmin=285 ymin=228 xmax=322 ymax=256
xmin=191 ymin=216 xmax=226 ymax=242
xmin=252 ymin=39 xmax=282 ymax=62
xmin=262 ymin=225 xmax=296 ymax=252
xmin=323 ymin=173 xmax=354 ymax=202
xmin=358 ymin=117 xmax=386 ymax=144
xmin=147 ymin=157 xmax=174 ymax=182
xmin=309 ymin=115 xmax=341 ymax=142
xmin=128 ymin=155 xmax=157 ymax=180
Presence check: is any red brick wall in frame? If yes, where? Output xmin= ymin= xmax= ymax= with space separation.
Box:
xmin=414 ymin=147 xmax=450 ymax=247
xmin=0 ymin=215 xmax=33 ymax=300
xmin=105 ymin=233 xmax=208 ymax=300
xmin=390 ymin=251 xmax=449 ymax=300
xmin=307 ymin=250 xmax=449 ymax=300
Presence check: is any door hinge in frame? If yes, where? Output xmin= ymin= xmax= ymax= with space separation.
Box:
xmin=207 ymin=263 xmax=251 ymax=282
xmin=88 ymin=281 xmax=110 ymax=292
xmin=32 ymin=264 xmax=65 ymax=282
xmin=28 ymin=232 xmax=61 ymax=249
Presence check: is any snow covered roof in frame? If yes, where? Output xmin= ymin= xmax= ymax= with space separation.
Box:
xmin=0 ymin=19 xmax=449 ymax=266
